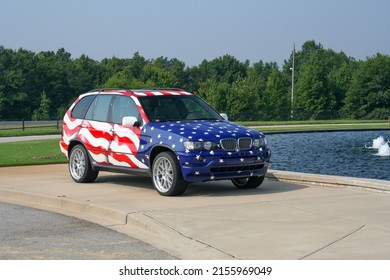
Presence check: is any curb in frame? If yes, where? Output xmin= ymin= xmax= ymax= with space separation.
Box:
xmin=266 ymin=169 xmax=390 ymax=194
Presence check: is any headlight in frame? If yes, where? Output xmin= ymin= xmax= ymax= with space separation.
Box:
xmin=253 ymin=137 xmax=267 ymax=148
xmin=183 ymin=141 xmax=216 ymax=151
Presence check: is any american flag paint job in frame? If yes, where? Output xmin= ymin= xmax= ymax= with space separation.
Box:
xmin=60 ymin=89 xmax=271 ymax=183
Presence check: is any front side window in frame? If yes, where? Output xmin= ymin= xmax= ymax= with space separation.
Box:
xmin=111 ymin=95 xmax=140 ymax=124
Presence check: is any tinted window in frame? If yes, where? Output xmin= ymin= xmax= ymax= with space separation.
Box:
xmin=71 ymin=95 xmax=95 ymax=119
xmin=85 ymin=95 xmax=113 ymax=122
xmin=138 ymin=95 xmax=222 ymax=122
xmin=111 ymin=95 xmax=140 ymax=124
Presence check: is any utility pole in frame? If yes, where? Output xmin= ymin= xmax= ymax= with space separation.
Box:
xmin=291 ymin=42 xmax=295 ymax=119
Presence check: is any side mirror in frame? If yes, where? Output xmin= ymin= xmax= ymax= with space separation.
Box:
xmin=220 ymin=113 xmax=228 ymax=120
xmin=122 ymin=116 xmax=141 ymax=127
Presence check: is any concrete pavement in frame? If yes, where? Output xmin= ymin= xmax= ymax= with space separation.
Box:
xmin=0 ymin=164 xmax=389 ymax=260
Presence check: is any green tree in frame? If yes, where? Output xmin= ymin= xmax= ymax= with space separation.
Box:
xmin=197 ymin=79 xmax=231 ymax=114
xmin=343 ymin=54 xmax=390 ymax=119
xmin=264 ymin=69 xmax=290 ymax=120
xmin=32 ymin=91 xmax=51 ymax=120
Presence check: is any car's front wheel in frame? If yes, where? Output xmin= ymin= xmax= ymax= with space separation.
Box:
xmin=152 ymin=152 xmax=187 ymax=196
xmin=69 ymin=144 xmax=99 ymax=183
xmin=231 ymin=176 xmax=265 ymax=189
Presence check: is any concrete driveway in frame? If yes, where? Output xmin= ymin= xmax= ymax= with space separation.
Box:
xmin=0 ymin=164 xmax=389 ymax=259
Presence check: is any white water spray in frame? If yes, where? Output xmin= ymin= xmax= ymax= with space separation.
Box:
xmin=368 ymin=136 xmax=390 ymax=157
xmin=376 ymin=142 xmax=390 ymax=156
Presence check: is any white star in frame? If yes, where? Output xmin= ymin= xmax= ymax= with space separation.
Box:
xmin=219 ymin=159 xmax=224 ymax=163
xmin=157 ymin=134 xmax=161 ymax=138
xmin=179 ymin=138 xmax=184 ymax=142
xmin=172 ymin=144 xmax=176 ymax=149
xmin=216 ymin=135 xmax=220 ymax=138
xmin=240 ymin=158 xmax=244 ymax=162
xmin=168 ymin=135 xmax=172 ymax=140
xmin=227 ymin=152 xmax=232 ymax=156
xmin=196 ymin=155 xmax=201 ymax=160
xmin=204 ymin=132 xmax=209 ymax=135
xmin=210 ymin=175 xmax=215 ymax=180
xmin=151 ymin=126 xmax=154 ymax=131
xmin=250 ymin=172 xmax=254 ymax=176
xmin=198 ymin=138 xmax=203 ymax=141
xmin=150 ymin=138 xmax=153 ymax=143
xmin=195 ymin=171 xmax=200 ymax=175
xmin=185 ymin=149 xmax=190 ymax=153
xmin=210 ymin=150 xmax=214 ymax=155
xmin=250 ymin=151 xmax=253 ymax=155
xmin=141 ymin=145 xmax=144 ymax=149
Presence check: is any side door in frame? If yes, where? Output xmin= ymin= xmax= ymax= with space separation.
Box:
xmin=108 ymin=95 xmax=147 ymax=169
xmin=82 ymin=94 xmax=114 ymax=165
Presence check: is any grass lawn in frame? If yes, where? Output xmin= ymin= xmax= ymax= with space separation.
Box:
xmin=0 ymin=139 xmax=67 ymax=167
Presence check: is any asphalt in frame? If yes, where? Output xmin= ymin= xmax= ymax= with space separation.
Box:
xmin=0 ymin=164 xmax=389 ymax=260
xmin=0 ymin=202 xmax=176 ymax=260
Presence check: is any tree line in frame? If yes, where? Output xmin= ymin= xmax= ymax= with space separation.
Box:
xmin=0 ymin=40 xmax=389 ymax=121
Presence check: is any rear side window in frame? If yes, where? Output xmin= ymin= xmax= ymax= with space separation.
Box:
xmin=71 ymin=95 xmax=95 ymax=119
xmin=85 ymin=95 xmax=113 ymax=122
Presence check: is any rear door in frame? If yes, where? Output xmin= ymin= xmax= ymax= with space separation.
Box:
xmin=82 ymin=94 xmax=114 ymax=164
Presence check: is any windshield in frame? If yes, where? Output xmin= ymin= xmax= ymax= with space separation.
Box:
xmin=138 ymin=95 xmax=223 ymax=122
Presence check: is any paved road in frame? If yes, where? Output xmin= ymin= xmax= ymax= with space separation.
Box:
xmin=0 ymin=202 xmax=176 ymax=260
xmin=0 ymin=134 xmax=60 ymax=143
xmin=1 ymin=164 xmax=389 ymax=260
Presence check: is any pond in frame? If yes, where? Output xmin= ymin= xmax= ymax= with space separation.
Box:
xmin=265 ymin=130 xmax=390 ymax=181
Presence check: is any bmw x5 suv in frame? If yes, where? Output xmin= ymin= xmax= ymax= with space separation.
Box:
xmin=60 ymin=89 xmax=271 ymax=196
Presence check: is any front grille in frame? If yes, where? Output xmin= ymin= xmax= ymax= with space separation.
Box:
xmin=220 ymin=138 xmax=253 ymax=151
xmin=238 ymin=138 xmax=252 ymax=150
xmin=220 ymin=139 xmax=237 ymax=151
xmin=210 ymin=164 xmax=264 ymax=173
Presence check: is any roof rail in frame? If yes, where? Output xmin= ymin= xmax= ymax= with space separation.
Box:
xmin=88 ymin=88 xmax=187 ymax=93
xmin=88 ymin=88 xmax=127 ymax=92
xmin=131 ymin=88 xmax=186 ymax=91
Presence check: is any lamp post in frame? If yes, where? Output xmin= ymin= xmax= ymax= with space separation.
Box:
xmin=291 ymin=43 xmax=295 ymax=119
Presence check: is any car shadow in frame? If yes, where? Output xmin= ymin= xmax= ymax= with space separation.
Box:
xmin=94 ymin=173 xmax=307 ymax=197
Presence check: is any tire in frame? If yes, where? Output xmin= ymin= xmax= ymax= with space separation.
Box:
xmin=152 ymin=152 xmax=187 ymax=196
xmin=231 ymin=176 xmax=265 ymax=189
xmin=69 ymin=144 xmax=99 ymax=183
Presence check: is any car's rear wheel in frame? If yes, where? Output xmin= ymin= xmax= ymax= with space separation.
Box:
xmin=152 ymin=152 xmax=187 ymax=196
xmin=69 ymin=144 xmax=98 ymax=183
xmin=231 ymin=176 xmax=265 ymax=189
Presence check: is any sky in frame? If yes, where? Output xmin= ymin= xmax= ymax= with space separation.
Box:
xmin=0 ymin=0 xmax=389 ymax=67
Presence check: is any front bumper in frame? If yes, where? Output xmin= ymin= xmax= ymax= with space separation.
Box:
xmin=177 ymin=148 xmax=271 ymax=183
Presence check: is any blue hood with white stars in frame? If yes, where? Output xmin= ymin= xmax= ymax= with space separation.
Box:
xmin=137 ymin=119 xmax=265 ymax=167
